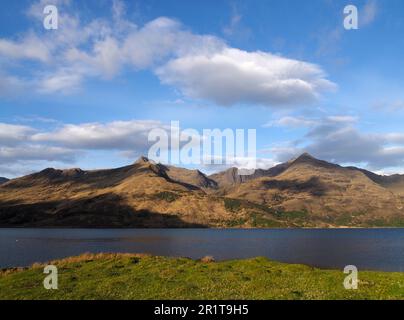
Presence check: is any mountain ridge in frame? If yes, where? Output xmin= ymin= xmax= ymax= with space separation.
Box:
xmin=1 ymin=154 xmax=403 ymax=228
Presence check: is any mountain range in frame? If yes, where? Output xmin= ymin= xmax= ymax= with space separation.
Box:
xmin=1 ymin=153 xmax=404 ymax=228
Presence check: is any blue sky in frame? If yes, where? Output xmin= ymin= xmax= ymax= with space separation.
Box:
xmin=1 ymin=0 xmax=404 ymax=177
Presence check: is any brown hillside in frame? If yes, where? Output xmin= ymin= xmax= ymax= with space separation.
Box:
xmin=1 ymin=154 xmax=404 ymax=228
xmin=224 ymin=153 xmax=404 ymax=225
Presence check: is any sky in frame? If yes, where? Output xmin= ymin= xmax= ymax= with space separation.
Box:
xmin=1 ymin=0 xmax=404 ymax=177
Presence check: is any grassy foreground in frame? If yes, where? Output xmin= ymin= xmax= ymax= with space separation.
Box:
xmin=0 ymin=253 xmax=403 ymax=300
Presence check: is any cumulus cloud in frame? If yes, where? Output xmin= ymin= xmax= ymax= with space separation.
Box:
xmin=32 ymin=120 xmax=167 ymax=150
xmin=0 ymin=122 xmax=77 ymax=177
xmin=0 ymin=0 xmax=335 ymax=107
xmin=157 ymin=48 xmax=336 ymax=106
xmin=0 ymin=145 xmax=76 ymax=164
xmin=269 ymin=115 xmax=404 ymax=170
xmin=0 ymin=123 xmax=35 ymax=146
xmin=0 ymin=119 xmax=169 ymax=176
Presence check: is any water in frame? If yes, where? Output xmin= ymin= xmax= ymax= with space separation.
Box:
xmin=1 ymin=228 xmax=404 ymax=272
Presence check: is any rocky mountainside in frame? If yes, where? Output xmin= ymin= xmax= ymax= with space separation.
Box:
xmin=223 ymin=153 xmax=404 ymax=226
xmin=0 ymin=154 xmax=403 ymax=228
xmin=346 ymin=166 xmax=404 ymax=195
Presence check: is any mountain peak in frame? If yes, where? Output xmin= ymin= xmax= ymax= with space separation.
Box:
xmin=292 ymin=152 xmax=315 ymax=161
xmin=134 ymin=156 xmax=151 ymax=165
xmin=288 ymin=152 xmax=341 ymax=171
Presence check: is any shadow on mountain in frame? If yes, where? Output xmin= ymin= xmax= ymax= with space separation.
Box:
xmin=0 ymin=193 xmax=207 ymax=228
xmin=261 ymin=177 xmax=328 ymax=197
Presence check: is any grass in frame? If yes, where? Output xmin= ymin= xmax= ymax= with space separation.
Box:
xmin=0 ymin=253 xmax=403 ymax=300
xmin=250 ymin=212 xmax=285 ymax=228
xmin=365 ymin=216 xmax=404 ymax=228
xmin=223 ymin=197 xmax=313 ymax=227
xmin=223 ymin=198 xmax=243 ymax=213
xmin=152 ymin=191 xmax=181 ymax=203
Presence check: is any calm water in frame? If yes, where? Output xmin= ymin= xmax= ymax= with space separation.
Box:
xmin=1 ymin=228 xmax=404 ymax=271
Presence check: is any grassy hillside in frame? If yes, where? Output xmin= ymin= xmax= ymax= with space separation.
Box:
xmin=1 ymin=253 xmax=403 ymax=300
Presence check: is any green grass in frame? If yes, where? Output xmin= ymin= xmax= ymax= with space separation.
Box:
xmin=224 ymin=198 xmax=243 ymax=212
xmin=223 ymin=198 xmax=311 ymax=227
xmin=365 ymin=216 xmax=404 ymax=228
xmin=250 ymin=212 xmax=285 ymax=228
xmin=0 ymin=253 xmax=403 ymax=300
xmin=152 ymin=192 xmax=181 ymax=203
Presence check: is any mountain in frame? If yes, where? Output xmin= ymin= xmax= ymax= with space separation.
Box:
xmin=0 ymin=154 xmax=403 ymax=228
xmin=0 ymin=177 xmax=9 ymax=185
xmin=223 ymin=153 xmax=404 ymax=226
xmin=209 ymin=162 xmax=289 ymax=189
xmin=346 ymin=166 xmax=404 ymax=195
xmin=209 ymin=153 xmax=324 ymax=188
xmin=0 ymin=157 xmax=229 ymax=227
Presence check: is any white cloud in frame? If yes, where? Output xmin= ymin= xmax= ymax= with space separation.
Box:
xmin=264 ymin=115 xmax=356 ymax=129
xmin=37 ymin=70 xmax=83 ymax=94
xmin=201 ymin=155 xmax=278 ymax=174
xmin=0 ymin=33 xmax=51 ymax=62
xmin=0 ymin=122 xmax=76 ymax=173
xmin=270 ymin=115 xmax=404 ymax=170
xmin=326 ymin=115 xmax=357 ymax=123
xmin=0 ymin=123 xmax=35 ymax=146
xmin=264 ymin=116 xmax=318 ymax=128
xmin=120 ymin=17 xmax=225 ymax=70
xmin=0 ymin=119 xmax=171 ymax=176
xmin=27 ymin=0 xmax=71 ymax=20
xmin=32 ymin=120 xmax=168 ymax=151
xmin=384 ymin=133 xmax=404 ymax=144
xmin=0 ymin=1 xmax=335 ymax=107
xmin=233 ymin=157 xmax=277 ymax=170
xmin=0 ymin=145 xmax=76 ymax=164
xmin=157 ymin=48 xmax=336 ymax=106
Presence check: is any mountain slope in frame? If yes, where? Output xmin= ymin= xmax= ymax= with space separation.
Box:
xmin=209 ymin=153 xmax=324 ymax=188
xmin=209 ymin=162 xmax=289 ymax=189
xmin=0 ymin=157 xmax=237 ymax=227
xmin=0 ymin=177 xmax=9 ymax=185
xmin=224 ymin=153 xmax=404 ymax=226
xmin=0 ymin=154 xmax=404 ymax=228
xmin=347 ymin=166 xmax=404 ymax=195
